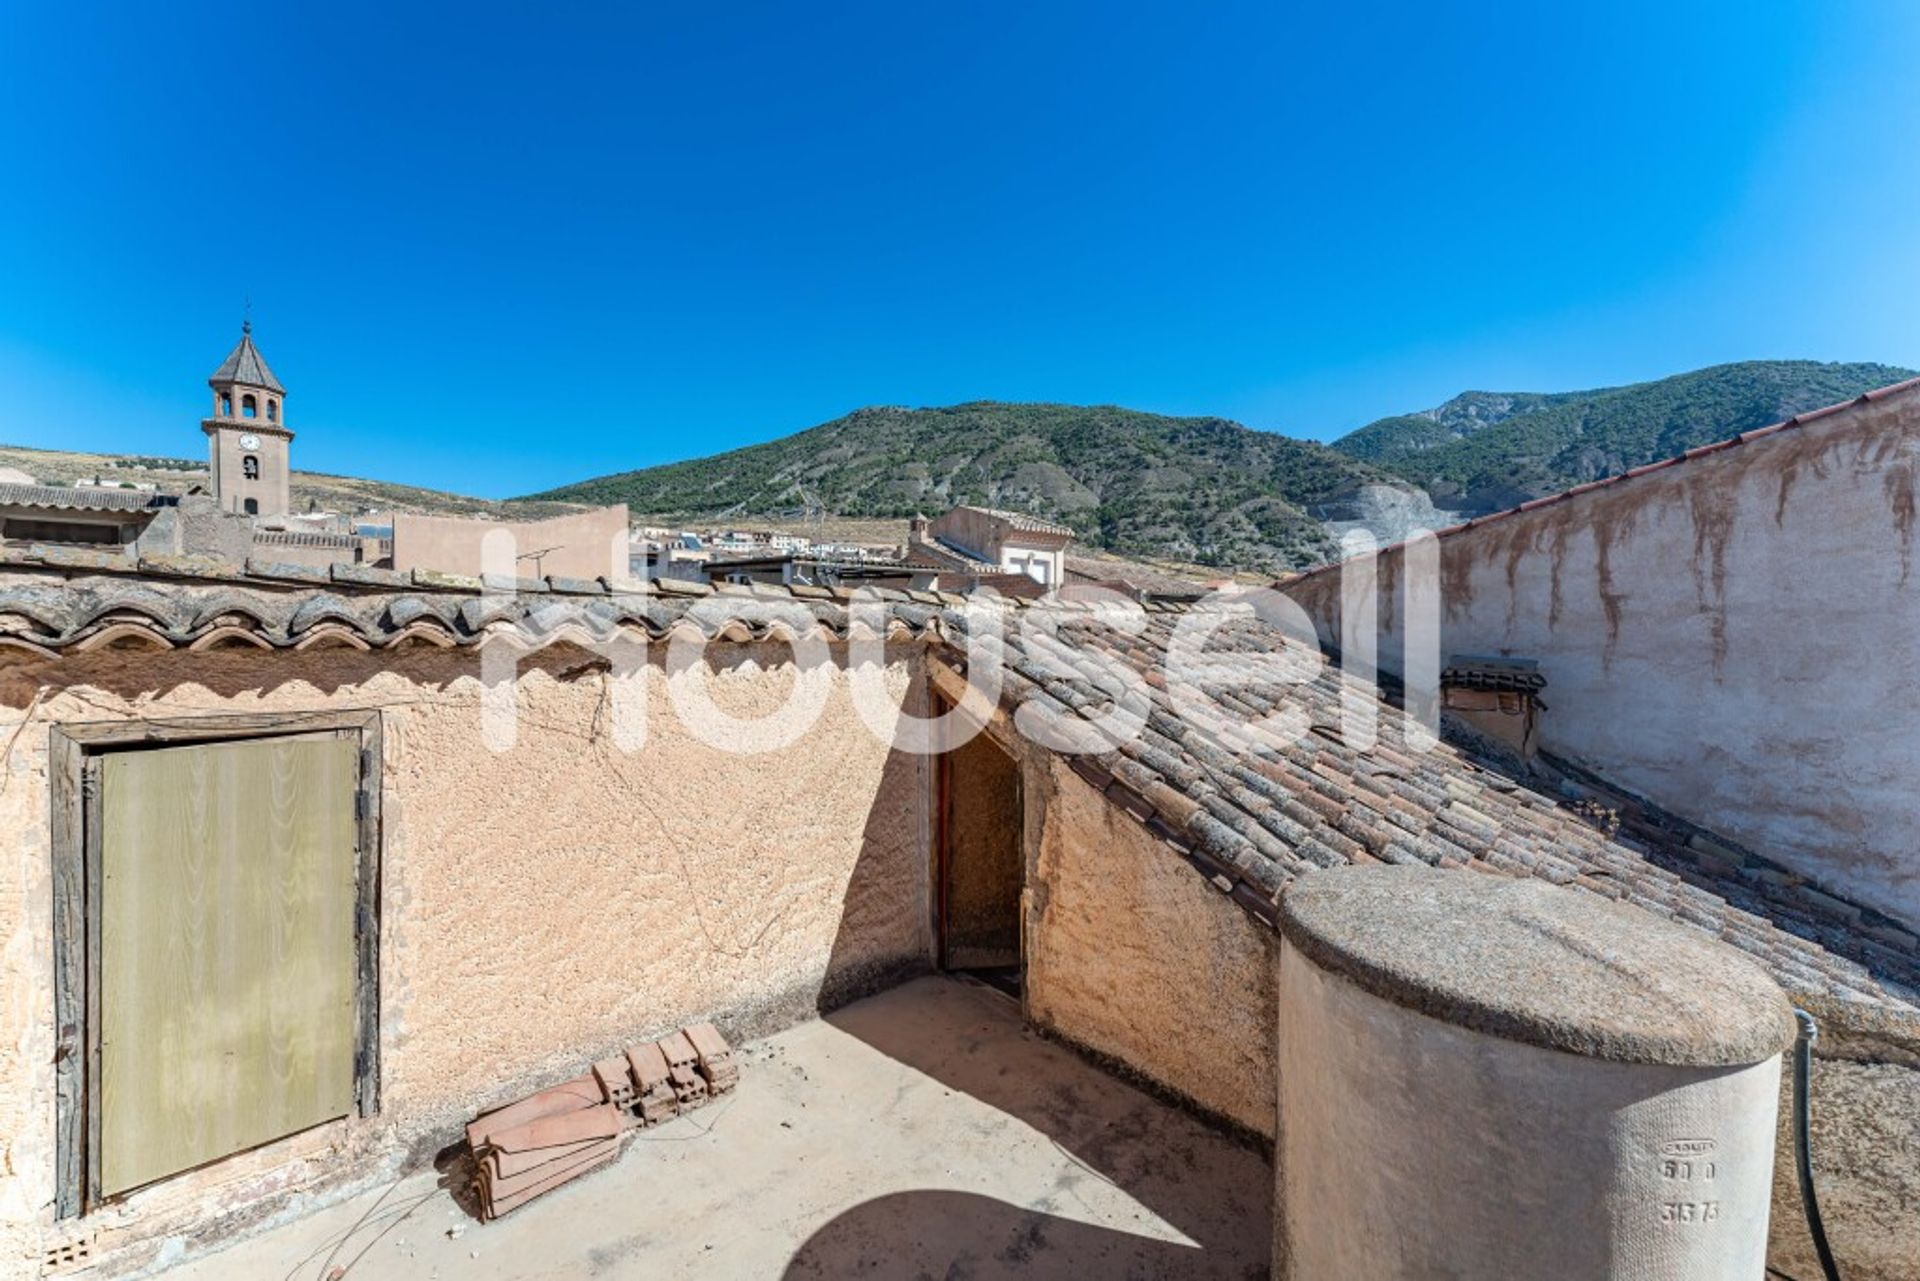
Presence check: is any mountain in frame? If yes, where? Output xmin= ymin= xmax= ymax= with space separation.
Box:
xmin=1333 ymin=360 xmax=1916 ymax=512
xmin=522 ymin=402 xmax=1404 ymax=570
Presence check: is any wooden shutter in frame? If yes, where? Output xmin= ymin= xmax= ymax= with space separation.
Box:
xmin=95 ymin=734 xmax=359 ymax=1197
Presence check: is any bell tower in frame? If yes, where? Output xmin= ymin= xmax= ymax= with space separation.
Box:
xmin=202 ymin=321 xmax=292 ymax=520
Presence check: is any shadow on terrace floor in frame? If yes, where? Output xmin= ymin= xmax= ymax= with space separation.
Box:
xmin=796 ymin=977 xmax=1272 ymax=1280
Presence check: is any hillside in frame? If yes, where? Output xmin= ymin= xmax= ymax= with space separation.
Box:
xmin=524 ymin=402 xmax=1402 ymax=569
xmin=0 ymin=442 xmax=587 ymax=522
xmin=1334 ymin=360 xmax=1916 ymax=511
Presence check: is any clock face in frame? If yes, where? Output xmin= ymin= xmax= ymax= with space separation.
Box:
xmin=238 ymin=433 xmax=261 ymax=450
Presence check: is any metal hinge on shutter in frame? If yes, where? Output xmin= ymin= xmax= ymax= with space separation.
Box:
xmin=355 ymin=788 xmax=371 ymax=820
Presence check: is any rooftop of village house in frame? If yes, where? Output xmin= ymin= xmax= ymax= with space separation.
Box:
xmin=9 ymin=364 xmax=1920 ymax=1279
xmin=6 ymin=539 xmax=1914 ymax=1051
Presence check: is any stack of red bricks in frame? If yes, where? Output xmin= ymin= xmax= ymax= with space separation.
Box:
xmin=467 ymin=1021 xmax=738 ymax=1220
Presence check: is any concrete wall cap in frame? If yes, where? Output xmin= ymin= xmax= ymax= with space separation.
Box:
xmin=1278 ymin=866 xmax=1797 ymax=1067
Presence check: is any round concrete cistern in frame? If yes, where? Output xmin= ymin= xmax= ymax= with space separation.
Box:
xmin=1272 ymin=866 xmax=1796 ymax=1281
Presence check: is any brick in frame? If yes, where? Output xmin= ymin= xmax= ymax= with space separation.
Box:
xmin=626 ymin=1042 xmax=679 ymax=1124
xmin=593 ymin=1056 xmax=636 ymax=1109
xmin=658 ymin=1027 xmax=711 ymax=1105
xmin=668 ymin=1060 xmax=709 ymax=1107
xmin=657 ymin=1029 xmax=698 ymax=1069
xmin=684 ymin=1022 xmax=738 ymax=1093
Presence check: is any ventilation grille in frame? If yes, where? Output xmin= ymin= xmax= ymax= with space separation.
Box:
xmin=41 ymin=1230 xmax=95 ymax=1275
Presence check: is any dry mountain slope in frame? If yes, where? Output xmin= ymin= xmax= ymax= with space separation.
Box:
xmin=1334 ymin=360 xmax=1917 ymax=512
xmin=524 ymin=402 xmax=1402 ymax=570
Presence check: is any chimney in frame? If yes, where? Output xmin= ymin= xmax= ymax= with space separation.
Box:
xmin=1439 ymin=655 xmax=1545 ymax=761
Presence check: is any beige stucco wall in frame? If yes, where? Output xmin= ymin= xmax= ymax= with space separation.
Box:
xmin=391 ymin=505 xmax=629 ymax=581
xmin=1284 ymin=391 xmax=1920 ymax=931
xmin=0 ymin=636 xmax=929 ymax=1275
xmin=1025 ymin=758 xmax=1277 ymax=1137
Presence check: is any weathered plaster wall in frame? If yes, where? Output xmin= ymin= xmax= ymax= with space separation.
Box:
xmin=1284 ymin=391 xmax=1920 ymax=930
xmin=1025 ymin=759 xmax=1277 ymax=1137
xmin=0 ymin=638 xmax=929 ymax=1275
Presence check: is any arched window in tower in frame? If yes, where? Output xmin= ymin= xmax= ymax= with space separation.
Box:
xmin=220 ymin=392 xmax=233 ymax=417
xmin=241 ymin=394 xmax=258 ymax=419
xmin=267 ymin=399 xmax=278 ymax=423
xmin=242 ymin=455 xmax=260 ymax=480
xmin=243 ymin=498 xmax=259 ymax=516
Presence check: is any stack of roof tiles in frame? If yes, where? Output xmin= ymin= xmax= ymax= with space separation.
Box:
xmin=466 ymin=1023 xmax=737 ymax=1220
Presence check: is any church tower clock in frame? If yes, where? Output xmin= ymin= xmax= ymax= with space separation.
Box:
xmin=202 ymin=321 xmax=292 ymax=519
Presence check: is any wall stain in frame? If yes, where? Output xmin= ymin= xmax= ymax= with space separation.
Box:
xmin=1589 ymin=500 xmax=1640 ymax=670
xmin=1378 ymin=548 xmax=1400 ymax=636
xmin=1546 ymin=517 xmax=1572 ymax=631
xmin=1774 ymin=430 xmax=1838 ymax=527
xmin=1440 ymin=540 xmax=1476 ymax=620
xmin=1501 ymin=523 xmax=1535 ymax=642
xmin=1686 ymin=479 xmax=1737 ymax=674
xmin=1886 ymin=461 xmax=1916 ymax=586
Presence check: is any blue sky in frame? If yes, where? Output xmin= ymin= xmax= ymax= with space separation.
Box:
xmin=2 ymin=2 xmax=1917 ymax=498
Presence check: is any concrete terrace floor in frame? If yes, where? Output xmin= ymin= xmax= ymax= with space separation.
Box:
xmin=161 ymin=977 xmax=1273 ymax=1280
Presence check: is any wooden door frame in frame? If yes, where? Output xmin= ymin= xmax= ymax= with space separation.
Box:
xmin=49 ymin=709 xmax=384 ymax=1219
xmin=931 ymin=705 xmax=1024 ymax=973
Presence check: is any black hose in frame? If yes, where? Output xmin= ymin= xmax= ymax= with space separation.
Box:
xmin=1792 ymin=1008 xmax=1843 ymax=1281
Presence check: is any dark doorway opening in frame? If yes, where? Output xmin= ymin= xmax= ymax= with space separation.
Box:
xmin=937 ymin=729 xmax=1024 ymax=997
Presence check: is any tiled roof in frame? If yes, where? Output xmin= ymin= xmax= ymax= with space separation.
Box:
xmin=253 ymin=529 xmax=359 ymax=549
xmin=208 ymin=325 xmax=286 ymax=394
xmin=4 ymin=547 xmax=1912 ymax=1041
xmin=959 ymin=506 xmax=1075 ymax=537
xmin=0 ymin=548 xmax=960 ymax=658
xmin=1285 ymin=375 xmax=1920 ymax=588
xmin=907 ymin=536 xmax=998 ymax=573
xmin=0 ymin=484 xmax=174 ymax=513
xmin=988 ymin=599 xmax=1920 ymax=1039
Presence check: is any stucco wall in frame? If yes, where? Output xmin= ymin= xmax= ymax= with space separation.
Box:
xmin=0 ymin=637 xmax=929 ymax=1275
xmin=1284 ymin=390 xmax=1920 ymax=930
xmin=1025 ymin=758 xmax=1277 ymax=1137
xmin=390 ymin=505 xmax=629 ymax=581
